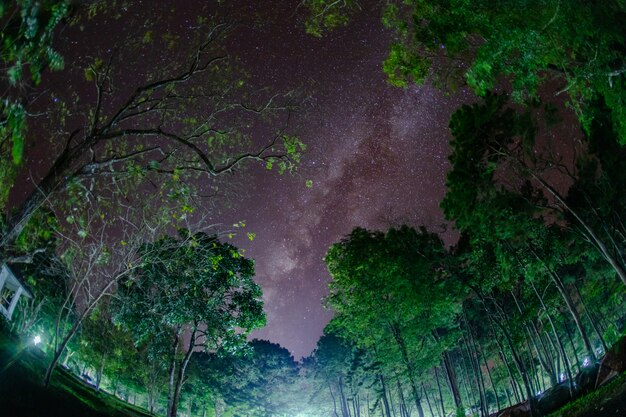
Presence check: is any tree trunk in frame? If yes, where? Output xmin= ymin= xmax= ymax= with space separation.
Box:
xmin=421 ymin=383 xmax=436 ymax=417
xmin=562 ymin=313 xmax=581 ymax=372
xmin=1 ymin=143 xmax=77 ymax=249
xmin=462 ymin=316 xmax=487 ymax=416
xmin=96 ymin=351 xmax=106 ymax=392
xmin=478 ymin=294 xmax=536 ymax=416
xmin=482 ymin=347 xmax=501 ymax=412
xmin=511 ymin=290 xmax=557 ymax=386
xmin=168 ymin=327 xmax=197 ymax=417
xmin=434 ymin=366 xmax=446 ymax=417
xmin=44 ymin=310 xmax=85 ymax=387
xmin=550 ymin=269 xmax=595 ymax=361
xmin=529 ymin=281 xmax=574 ymax=395
xmin=328 ymin=380 xmax=340 ymax=417
xmin=488 ymin=313 xmax=521 ymax=404
xmin=396 ymin=378 xmax=409 ymax=417
xmin=339 ymin=376 xmax=351 ymax=417
xmin=530 ymin=172 xmax=626 ymax=286
xmin=379 ymin=374 xmax=393 ymax=417
xmin=573 ymin=282 xmax=608 ymax=353
xmin=388 ymin=323 xmax=424 ymax=417
xmin=432 ymin=329 xmax=463 ymax=412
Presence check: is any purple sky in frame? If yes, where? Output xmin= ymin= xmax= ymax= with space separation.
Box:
xmin=218 ymin=1 xmax=471 ymax=359
xmin=10 ymin=0 xmax=473 ymax=360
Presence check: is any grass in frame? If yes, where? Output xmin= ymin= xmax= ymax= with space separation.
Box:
xmin=0 ymin=329 xmax=152 ymax=417
xmin=547 ymin=371 xmax=626 ymax=417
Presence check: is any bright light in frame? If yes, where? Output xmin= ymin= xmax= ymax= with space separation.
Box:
xmin=583 ymin=357 xmax=591 ymax=367
xmin=560 ymin=373 xmax=566 ymax=382
xmin=33 ymin=335 xmax=41 ymax=346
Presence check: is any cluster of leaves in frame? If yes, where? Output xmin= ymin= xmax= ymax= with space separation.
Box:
xmin=302 ymin=0 xmax=360 ymax=37
xmin=0 ymin=0 xmax=68 ymax=209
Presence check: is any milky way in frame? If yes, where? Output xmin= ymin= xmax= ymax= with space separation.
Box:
xmin=10 ymin=0 xmax=472 ymax=360
xmin=220 ymin=1 xmax=472 ymax=359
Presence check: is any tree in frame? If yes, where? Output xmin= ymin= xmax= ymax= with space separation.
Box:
xmin=306 ymin=1 xmax=626 ymax=143
xmin=442 ymin=94 xmax=626 ymax=286
xmin=221 ymin=339 xmax=299 ymax=416
xmin=113 ymin=230 xmax=266 ymax=417
xmin=42 ymin=206 xmax=144 ymax=386
xmin=388 ymin=1 xmax=626 ymax=142
xmin=325 ymin=226 xmax=463 ymax=417
xmin=0 ymin=0 xmax=69 ymax=208
xmin=1 ymin=3 xmax=304 ymax=257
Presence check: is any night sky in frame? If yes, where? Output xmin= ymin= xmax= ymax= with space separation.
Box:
xmin=12 ymin=1 xmax=473 ymax=360
xmin=217 ymin=1 xmax=472 ymax=359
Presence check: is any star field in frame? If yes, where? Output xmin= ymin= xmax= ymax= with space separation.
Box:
xmin=8 ymin=0 xmax=472 ymax=361
xmin=220 ymin=1 xmax=472 ymax=359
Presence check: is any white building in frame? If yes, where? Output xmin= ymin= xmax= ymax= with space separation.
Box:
xmin=0 ymin=263 xmax=33 ymax=321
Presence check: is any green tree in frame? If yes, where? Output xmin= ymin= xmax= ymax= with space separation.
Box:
xmin=442 ymin=94 xmax=626 ymax=286
xmin=222 ymin=339 xmax=299 ymax=416
xmin=386 ymin=1 xmax=626 ymax=141
xmin=0 ymin=3 xmax=304 ymax=257
xmin=113 ymin=230 xmax=265 ymax=417
xmin=325 ymin=226 xmax=463 ymax=417
xmin=307 ymin=1 xmax=626 ymax=143
xmin=0 ymin=0 xmax=69 ymax=208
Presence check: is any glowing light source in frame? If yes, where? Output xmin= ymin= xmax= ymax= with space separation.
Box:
xmin=33 ymin=335 xmax=41 ymax=346
xmin=583 ymin=357 xmax=591 ymax=367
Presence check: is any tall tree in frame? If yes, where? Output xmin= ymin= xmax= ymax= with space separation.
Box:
xmin=113 ymin=230 xmax=265 ymax=417
xmin=1 ymin=3 xmax=304 ymax=258
xmin=325 ymin=226 xmax=463 ymax=417
xmin=0 ymin=0 xmax=69 ymax=208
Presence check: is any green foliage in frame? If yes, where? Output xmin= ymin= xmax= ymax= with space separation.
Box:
xmin=302 ymin=0 xmax=359 ymax=37
xmin=114 ymin=230 xmax=265 ymax=352
xmin=307 ymin=0 xmax=626 ymax=143
xmin=0 ymin=0 xmax=68 ymax=179
xmin=325 ymin=226 xmax=464 ymax=387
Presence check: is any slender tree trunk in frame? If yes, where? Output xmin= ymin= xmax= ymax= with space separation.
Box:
xmin=482 ymin=347 xmax=501 ymax=412
xmin=167 ymin=333 xmax=180 ymax=416
xmin=380 ymin=374 xmax=393 ymax=417
xmin=44 ymin=311 xmax=85 ymax=387
xmin=489 ymin=314 xmax=521 ymax=404
xmin=96 ymin=351 xmax=106 ymax=392
xmin=551 ymin=270 xmax=595 ymax=361
xmin=463 ymin=317 xmax=487 ymax=416
xmin=529 ymin=281 xmax=574 ymax=394
xmin=512 ymin=290 xmax=557 ymax=386
xmin=0 ymin=144 xmax=76 ymax=249
xmin=459 ymin=347 xmax=479 ymax=407
xmin=396 ymin=378 xmax=409 ymax=417
xmin=573 ymin=282 xmax=608 ymax=353
xmin=434 ymin=366 xmax=446 ymax=417
xmin=339 ymin=376 xmax=351 ymax=417
xmin=477 ymin=293 xmax=536 ymax=416
xmin=562 ymin=313 xmax=581 ymax=373
xmin=530 ymin=172 xmax=626 ymax=286
xmin=443 ymin=351 xmax=463 ymax=413
xmin=421 ymin=384 xmax=436 ymax=417
xmin=328 ymin=380 xmax=340 ymax=417
xmin=168 ymin=327 xmax=197 ymax=417
xmin=388 ymin=323 xmax=424 ymax=417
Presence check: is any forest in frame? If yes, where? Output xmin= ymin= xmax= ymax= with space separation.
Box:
xmin=1 ymin=1 xmax=626 ymax=417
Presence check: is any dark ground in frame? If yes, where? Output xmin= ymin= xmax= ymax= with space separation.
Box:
xmin=0 ymin=330 xmax=150 ymax=417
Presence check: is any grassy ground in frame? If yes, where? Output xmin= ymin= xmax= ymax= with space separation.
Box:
xmin=546 ymin=372 xmax=626 ymax=417
xmin=0 ymin=330 xmax=151 ymax=417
